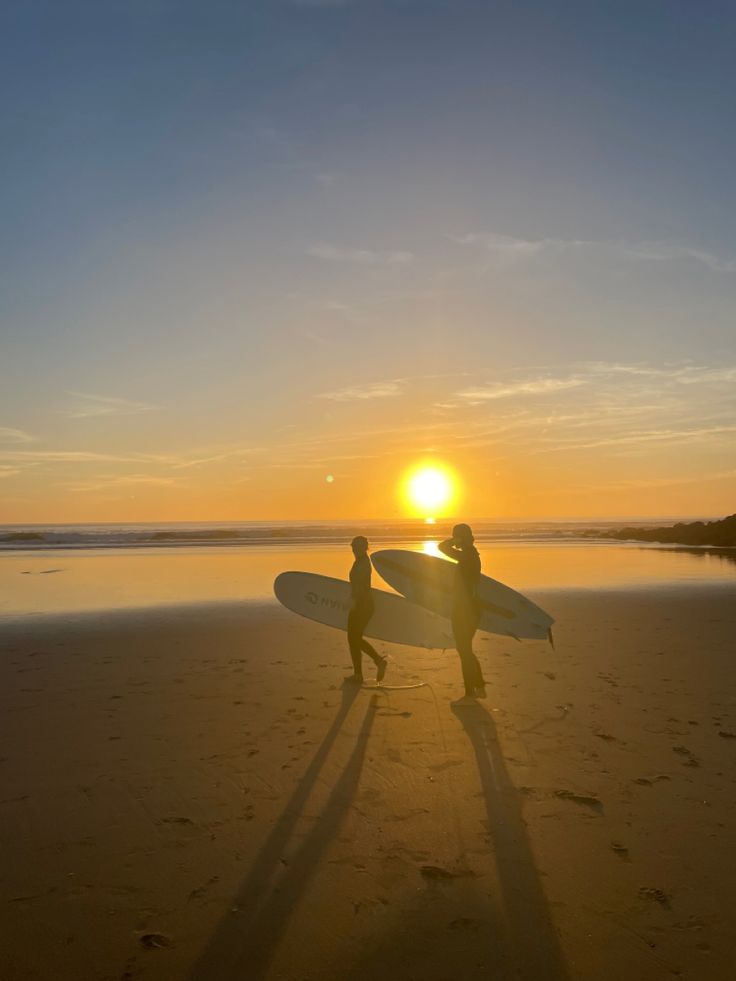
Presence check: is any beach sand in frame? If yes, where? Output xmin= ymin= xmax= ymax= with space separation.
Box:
xmin=1 ymin=589 xmax=735 ymax=980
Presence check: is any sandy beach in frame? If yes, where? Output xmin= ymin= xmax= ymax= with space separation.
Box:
xmin=1 ymin=586 xmax=735 ymax=981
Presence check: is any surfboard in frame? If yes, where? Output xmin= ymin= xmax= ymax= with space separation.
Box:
xmin=371 ymin=549 xmax=554 ymax=642
xmin=273 ymin=571 xmax=454 ymax=649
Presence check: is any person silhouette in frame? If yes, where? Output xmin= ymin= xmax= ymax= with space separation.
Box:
xmin=438 ymin=523 xmax=486 ymax=705
xmin=346 ymin=536 xmax=387 ymax=685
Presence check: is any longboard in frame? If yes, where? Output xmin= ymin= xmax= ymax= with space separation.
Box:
xmin=273 ymin=571 xmax=453 ymax=649
xmin=371 ymin=549 xmax=554 ymax=642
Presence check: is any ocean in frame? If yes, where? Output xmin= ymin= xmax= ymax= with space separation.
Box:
xmin=1 ymin=519 xmax=734 ymax=620
xmin=0 ymin=517 xmax=711 ymax=551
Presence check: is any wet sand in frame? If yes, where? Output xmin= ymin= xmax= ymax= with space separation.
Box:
xmin=1 ymin=589 xmax=735 ymax=980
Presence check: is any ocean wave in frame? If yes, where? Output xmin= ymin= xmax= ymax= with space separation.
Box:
xmin=0 ymin=519 xmax=666 ymax=551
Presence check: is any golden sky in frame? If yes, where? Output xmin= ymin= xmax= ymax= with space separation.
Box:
xmin=2 ymin=4 xmax=736 ymax=523
xmin=2 ymin=362 xmax=734 ymax=522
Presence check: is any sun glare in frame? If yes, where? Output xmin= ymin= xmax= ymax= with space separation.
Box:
xmin=402 ymin=463 xmax=457 ymax=519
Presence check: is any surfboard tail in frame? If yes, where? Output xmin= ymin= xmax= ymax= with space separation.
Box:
xmin=548 ymin=627 xmax=555 ymax=650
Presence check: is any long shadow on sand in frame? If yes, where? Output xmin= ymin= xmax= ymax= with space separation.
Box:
xmin=453 ymin=703 xmax=570 ymax=981
xmin=187 ymin=683 xmax=376 ymax=981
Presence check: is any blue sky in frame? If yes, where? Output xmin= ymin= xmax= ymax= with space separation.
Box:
xmin=2 ymin=0 xmax=735 ymax=520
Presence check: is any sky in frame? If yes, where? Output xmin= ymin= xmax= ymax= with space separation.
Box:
xmin=1 ymin=0 xmax=735 ymax=523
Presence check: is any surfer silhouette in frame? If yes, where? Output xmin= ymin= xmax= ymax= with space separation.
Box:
xmin=438 ymin=523 xmax=486 ymax=705
xmin=346 ymin=536 xmax=387 ymax=685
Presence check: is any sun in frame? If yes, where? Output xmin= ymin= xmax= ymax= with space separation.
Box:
xmin=401 ymin=463 xmax=458 ymax=519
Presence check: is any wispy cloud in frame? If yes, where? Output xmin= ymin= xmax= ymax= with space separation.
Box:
xmin=534 ymin=425 xmax=736 ymax=454
xmin=619 ymin=242 xmax=736 ymax=273
xmin=580 ymin=361 xmax=736 ymax=386
xmin=314 ymin=172 xmax=340 ymax=187
xmin=450 ymin=232 xmax=568 ymax=256
xmin=0 ymin=449 xmax=167 ymax=464
xmin=316 ymin=379 xmax=405 ymax=401
xmin=62 ymin=392 xmax=160 ymax=419
xmin=167 ymin=446 xmax=265 ymax=470
xmin=453 ymin=377 xmax=586 ymax=404
xmin=64 ymin=473 xmax=181 ymax=493
xmin=0 ymin=426 xmax=36 ymax=444
xmin=423 ymin=361 xmax=736 ymax=460
xmin=591 ymin=468 xmax=736 ymax=492
xmin=307 ymin=242 xmax=414 ymax=265
xmin=451 ymin=232 xmax=736 ymax=272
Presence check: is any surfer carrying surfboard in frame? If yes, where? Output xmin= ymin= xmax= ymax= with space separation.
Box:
xmin=438 ymin=523 xmax=486 ymax=705
xmin=346 ymin=536 xmax=388 ymax=685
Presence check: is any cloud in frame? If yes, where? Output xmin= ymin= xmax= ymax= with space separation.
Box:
xmin=167 ymin=446 xmax=265 ymax=470
xmin=451 ymin=232 xmax=736 ymax=272
xmin=450 ymin=232 xmax=568 ymax=256
xmin=534 ymin=425 xmax=736 ymax=454
xmin=316 ymin=380 xmax=405 ymax=401
xmin=64 ymin=474 xmax=181 ymax=493
xmin=0 ymin=450 xmax=167 ymax=464
xmin=453 ymin=377 xmax=586 ymax=404
xmin=62 ymin=392 xmax=160 ymax=419
xmin=307 ymin=242 xmax=414 ymax=265
xmin=594 ymin=469 xmax=736 ymax=492
xmin=619 ymin=242 xmax=736 ymax=273
xmin=417 ymin=360 xmax=736 ymax=461
xmin=0 ymin=427 xmax=36 ymax=444
xmin=315 ymin=172 xmax=340 ymax=187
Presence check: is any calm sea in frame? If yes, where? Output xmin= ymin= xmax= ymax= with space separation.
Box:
xmin=0 ymin=520 xmax=734 ymax=620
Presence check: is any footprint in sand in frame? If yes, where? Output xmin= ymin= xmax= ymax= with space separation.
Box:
xmin=595 ymin=732 xmax=626 ymax=745
xmin=610 ymin=841 xmax=630 ymax=861
xmin=420 ymin=865 xmax=477 ymax=881
xmin=553 ymin=789 xmax=603 ymax=813
xmin=634 ymin=775 xmax=670 ymax=786
xmin=448 ymin=917 xmax=483 ymax=931
xmin=139 ymin=933 xmax=173 ymax=950
xmin=638 ymin=886 xmax=671 ymax=909
xmin=673 ymin=745 xmax=700 ymax=767
xmin=427 ymin=759 xmax=463 ymax=772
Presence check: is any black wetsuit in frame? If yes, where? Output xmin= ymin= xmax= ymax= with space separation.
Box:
xmin=347 ymin=554 xmax=382 ymax=678
xmin=439 ymin=541 xmax=484 ymax=695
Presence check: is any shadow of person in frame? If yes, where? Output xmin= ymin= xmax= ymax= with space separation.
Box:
xmin=452 ymin=703 xmax=570 ymax=981
xmin=187 ymin=683 xmax=375 ymax=981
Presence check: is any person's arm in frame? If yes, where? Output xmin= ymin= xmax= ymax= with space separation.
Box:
xmin=438 ymin=538 xmax=463 ymax=562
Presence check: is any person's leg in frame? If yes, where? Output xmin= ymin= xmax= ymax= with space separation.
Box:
xmin=452 ymin=617 xmax=476 ymax=696
xmin=452 ymin=614 xmax=480 ymax=696
xmin=347 ymin=609 xmax=364 ymax=679
xmin=360 ymin=637 xmax=381 ymax=663
xmin=355 ymin=605 xmax=387 ymax=678
xmin=469 ymin=626 xmax=485 ymax=689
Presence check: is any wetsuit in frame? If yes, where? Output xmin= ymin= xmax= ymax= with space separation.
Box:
xmin=347 ymin=554 xmax=382 ymax=678
xmin=439 ymin=541 xmax=484 ymax=695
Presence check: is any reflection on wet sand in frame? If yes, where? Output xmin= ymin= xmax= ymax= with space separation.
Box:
xmin=2 ymin=542 xmax=735 ymax=619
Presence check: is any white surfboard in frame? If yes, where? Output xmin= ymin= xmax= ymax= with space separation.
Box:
xmin=371 ymin=549 xmax=554 ymax=642
xmin=273 ymin=571 xmax=454 ymax=649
